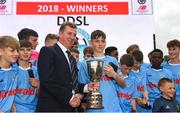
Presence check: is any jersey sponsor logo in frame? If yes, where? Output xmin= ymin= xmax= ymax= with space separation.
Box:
xmin=0 ymin=89 xmax=16 ymax=99
xmin=0 ymin=88 xmax=36 ymax=99
xmin=147 ymin=83 xmax=158 ymax=88
xmin=175 ymin=79 xmax=180 ymax=84
xmin=100 ymin=75 xmax=112 ymax=81
xmin=117 ymin=92 xmax=131 ymax=100
xmin=16 ymin=88 xmax=36 ymax=95
xmin=137 ymin=85 xmax=144 ymax=91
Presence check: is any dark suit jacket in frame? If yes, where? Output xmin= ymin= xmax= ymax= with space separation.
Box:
xmin=36 ymin=44 xmax=84 ymax=112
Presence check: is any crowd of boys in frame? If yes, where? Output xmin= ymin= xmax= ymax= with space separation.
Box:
xmin=0 ymin=21 xmax=180 ymax=112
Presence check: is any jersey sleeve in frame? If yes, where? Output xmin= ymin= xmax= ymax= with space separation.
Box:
xmin=131 ymin=81 xmax=139 ymax=99
xmin=78 ymin=61 xmax=90 ymax=84
xmin=142 ymin=71 xmax=147 ymax=91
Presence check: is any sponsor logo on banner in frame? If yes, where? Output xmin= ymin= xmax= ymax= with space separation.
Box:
xmin=131 ymin=0 xmax=153 ymax=15
xmin=0 ymin=0 xmax=12 ymax=15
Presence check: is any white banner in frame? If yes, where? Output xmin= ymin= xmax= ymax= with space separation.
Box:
xmin=0 ymin=0 xmax=154 ymax=62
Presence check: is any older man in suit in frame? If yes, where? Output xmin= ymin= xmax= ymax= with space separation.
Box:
xmin=36 ymin=22 xmax=87 ymax=112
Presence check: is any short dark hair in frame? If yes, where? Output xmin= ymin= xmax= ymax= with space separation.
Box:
xmin=126 ymin=44 xmax=139 ymax=54
xmin=45 ymin=33 xmax=59 ymax=43
xmin=91 ymin=30 xmax=106 ymax=40
xmin=19 ymin=40 xmax=32 ymax=48
xmin=158 ymin=77 xmax=173 ymax=87
xmin=59 ymin=22 xmax=77 ymax=33
xmin=120 ymin=54 xmax=134 ymax=67
xmin=83 ymin=46 xmax=93 ymax=55
xmin=167 ymin=39 xmax=180 ymax=48
xmin=105 ymin=46 xmax=117 ymax=56
xmin=132 ymin=50 xmax=143 ymax=62
xmin=70 ymin=48 xmax=80 ymax=54
xmin=150 ymin=49 xmax=163 ymax=56
xmin=17 ymin=28 xmax=38 ymax=40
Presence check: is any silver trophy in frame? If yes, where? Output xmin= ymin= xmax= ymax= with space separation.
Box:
xmin=87 ymin=60 xmax=104 ymax=109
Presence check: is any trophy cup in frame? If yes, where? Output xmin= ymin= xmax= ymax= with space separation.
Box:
xmin=86 ymin=60 xmax=104 ymax=109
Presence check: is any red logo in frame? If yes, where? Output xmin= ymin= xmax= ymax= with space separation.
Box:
xmin=0 ymin=5 xmax=6 ymax=10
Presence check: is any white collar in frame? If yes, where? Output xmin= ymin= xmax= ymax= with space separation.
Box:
xmin=118 ymin=71 xmax=128 ymax=79
xmin=152 ymin=68 xmax=163 ymax=71
xmin=168 ymin=61 xmax=180 ymax=66
xmin=94 ymin=56 xmax=106 ymax=59
xmin=57 ymin=42 xmax=68 ymax=53
xmin=132 ymin=69 xmax=140 ymax=73
xmin=1 ymin=67 xmax=12 ymax=71
xmin=19 ymin=66 xmax=31 ymax=70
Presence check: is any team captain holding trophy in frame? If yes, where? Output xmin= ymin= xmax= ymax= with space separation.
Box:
xmin=78 ymin=30 xmax=126 ymax=112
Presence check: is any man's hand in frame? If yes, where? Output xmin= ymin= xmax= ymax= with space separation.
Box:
xmin=69 ymin=94 xmax=81 ymax=108
xmin=75 ymin=93 xmax=83 ymax=100
xmin=88 ymin=82 xmax=100 ymax=91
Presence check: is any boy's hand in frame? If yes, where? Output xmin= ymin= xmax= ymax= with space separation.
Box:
xmin=141 ymin=98 xmax=148 ymax=106
xmin=11 ymin=104 xmax=16 ymax=112
xmin=104 ymin=64 xmax=116 ymax=78
xmin=29 ymin=78 xmax=40 ymax=88
xmin=143 ymin=91 xmax=149 ymax=104
xmin=144 ymin=94 xmax=149 ymax=101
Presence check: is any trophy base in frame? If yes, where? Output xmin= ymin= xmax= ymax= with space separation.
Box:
xmin=87 ymin=92 xmax=103 ymax=109
xmin=87 ymin=105 xmax=103 ymax=109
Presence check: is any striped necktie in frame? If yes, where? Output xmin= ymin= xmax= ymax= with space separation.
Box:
xmin=66 ymin=50 xmax=78 ymax=92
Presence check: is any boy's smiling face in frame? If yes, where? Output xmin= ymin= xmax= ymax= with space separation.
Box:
xmin=0 ymin=47 xmax=19 ymax=64
xmin=160 ymin=82 xmax=175 ymax=99
xmin=168 ymin=46 xmax=180 ymax=60
xmin=150 ymin=52 xmax=163 ymax=68
xmin=18 ymin=47 xmax=32 ymax=61
xmin=133 ymin=60 xmax=142 ymax=71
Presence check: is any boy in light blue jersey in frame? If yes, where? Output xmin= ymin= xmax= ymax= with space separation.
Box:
xmin=15 ymin=40 xmax=40 ymax=112
xmin=129 ymin=50 xmax=149 ymax=112
xmin=162 ymin=39 xmax=180 ymax=104
xmin=78 ymin=30 xmax=125 ymax=112
xmin=146 ymin=49 xmax=173 ymax=112
xmin=115 ymin=54 xmax=138 ymax=112
xmin=0 ymin=36 xmax=20 ymax=112
xmin=17 ymin=28 xmax=39 ymax=66
xmin=126 ymin=44 xmax=151 ymax=70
